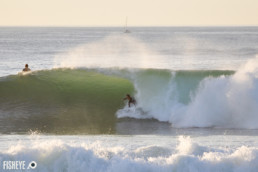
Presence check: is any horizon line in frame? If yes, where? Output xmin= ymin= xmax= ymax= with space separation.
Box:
xmin=0 ymin=25 xmax=258 ymax=28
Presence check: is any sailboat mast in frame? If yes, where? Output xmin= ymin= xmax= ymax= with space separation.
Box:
xmin=126 ymin=17 xmax=128 ymax=28
xmin=124 ymin=16 xmax=130 ymax=33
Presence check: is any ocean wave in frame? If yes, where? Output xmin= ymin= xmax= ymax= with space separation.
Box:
xmin=1 ymin=136 xmax=258 ymax=172
xmin=0 ymin=68 xmax=134 ymax=134
xmin=2 ymin=59 xmax=258 ymax=132
xmin=117 ymin=57 xmax=258 ymax=129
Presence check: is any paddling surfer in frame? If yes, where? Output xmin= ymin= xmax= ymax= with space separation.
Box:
xmin=22 ymin=64 xmax=31 ymax=72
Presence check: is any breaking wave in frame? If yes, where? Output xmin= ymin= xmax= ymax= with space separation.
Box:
xmin=1 ymin=57 xmax=258 ymax=133
xmin=1 ymin=135 xmax=258 ymax=172
xmin=117 ymin=58 xmax=258 ymax=129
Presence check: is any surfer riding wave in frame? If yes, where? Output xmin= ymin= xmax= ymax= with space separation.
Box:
xmin=123 ymin=94 xmax=136 ymax=107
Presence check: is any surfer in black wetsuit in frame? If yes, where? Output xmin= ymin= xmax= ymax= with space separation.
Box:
xmin=22 ymin=64 xmax=31 ymax=72
xmin=123 ymin=94 xmax=136 ymax=107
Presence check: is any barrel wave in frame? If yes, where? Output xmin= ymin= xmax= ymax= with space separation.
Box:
xmin=1 ymin=57 xmax=258 ymax=134
xmin=118 ymin=58 xmax=258 ymax=129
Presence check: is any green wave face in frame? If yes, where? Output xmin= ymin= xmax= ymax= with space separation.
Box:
xmin=134 ymin=69 xmax=234 ymax=105
xmin=0 ymin=68 xmax=234 ymax=134
xmin=173 ymin=70 xmax=234 ymax=104
xmin=0 ymin=69 xmax=134 ymax=134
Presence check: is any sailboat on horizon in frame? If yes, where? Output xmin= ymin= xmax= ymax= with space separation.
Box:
xmin=124 ymin=17 xmax=131 ymax=33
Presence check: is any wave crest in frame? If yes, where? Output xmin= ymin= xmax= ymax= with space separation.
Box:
xmin=117 ymin=58 xmax=258 ymax=129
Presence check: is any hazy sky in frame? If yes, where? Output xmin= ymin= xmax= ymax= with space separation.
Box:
xmin=0 ymin=0 xmax=258 ymax=26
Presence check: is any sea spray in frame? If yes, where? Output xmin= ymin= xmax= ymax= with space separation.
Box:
xmin=53 ymin=34 xmax=163 ymax=69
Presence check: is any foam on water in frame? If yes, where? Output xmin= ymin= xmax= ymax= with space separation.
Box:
xmin=117 ymin=57 xmax=258 ymax=129
xmin=1 ymin=135 xmax=258 ymax=172
xmin=174 ymin=57 xmax=258 ymax=128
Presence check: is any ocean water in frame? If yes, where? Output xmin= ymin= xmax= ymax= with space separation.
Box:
xmin=0 ymin=27 xmax=258 ymax=171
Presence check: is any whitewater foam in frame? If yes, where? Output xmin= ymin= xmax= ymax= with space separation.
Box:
xmin=1 ymin=135 xmax=258 ymax=172
xmin=117 ymin=57 xmax=258 ymax=129
xmin=172 ymin=57 xmax=258 ymax=128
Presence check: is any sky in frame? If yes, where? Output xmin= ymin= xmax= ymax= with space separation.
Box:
xmin=0 ymin=0 xmax=258 ymax=26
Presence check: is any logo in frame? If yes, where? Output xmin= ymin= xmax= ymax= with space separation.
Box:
xmin=2 ymin=161 xmax=37 ymax=170
xmin=27 ymin=161 xmax=37 ymax=169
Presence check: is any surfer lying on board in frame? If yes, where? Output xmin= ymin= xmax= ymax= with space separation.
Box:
xmin=23 ymin=64 xmax=31 ymax=72
xmin=123 ymin=94 xmax=136 ymax=107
